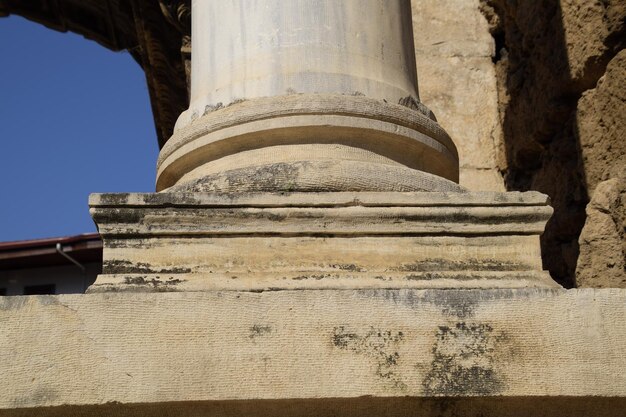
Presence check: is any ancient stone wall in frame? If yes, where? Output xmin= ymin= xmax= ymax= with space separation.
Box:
xmin=478 ymin=0 xmax=625 ymax=287
xmin=411 ymin=0 xmax=505 ymax=193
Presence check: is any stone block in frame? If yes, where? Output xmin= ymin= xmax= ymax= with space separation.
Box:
xmin=417 ymin=57 xmax=502 ymax=180
xmin=412 ymin=0 xmax=504 ymax=192
xmin=0 ymin=288 xmax=625 ymax=415
xmin=412 ymin=0 xmax=494 ymax=58
xmin=88 ymin=191 xmax=557 ymax=292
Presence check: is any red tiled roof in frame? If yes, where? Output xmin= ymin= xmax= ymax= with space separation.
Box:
xmin=0 ymin=233 xmax=102 ymax=270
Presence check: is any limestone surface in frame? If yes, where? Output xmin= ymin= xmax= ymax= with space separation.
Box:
xmin=480 ymin=0 xmax=626 ymax=287
xmin=577 ymin=50 xmax=626 ymax=194
xmin=163 ymin=0 xmax=465 ymax=195
xmin=574 ymin=51 xmax=626 ymax=288
xmin=88 ymin=191 xmax=556 ymax=292
xmin=0 ymin=288 xmax=624 ymax=414
xmin=158 ymin=95 xmax=460 ymax=192
xmin=577 ymin=177 xmax=626 ymax=287
xmin=413 ymin=0 xmax=505 ymax=192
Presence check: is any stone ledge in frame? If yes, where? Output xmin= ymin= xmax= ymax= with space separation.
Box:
xmin=90 ymin=271 xmax=555 ymax=293
xmin=1 ymin=288 xmax=624 ymax=412
xmin=3 ymin=397 xmax=626 ymax=417
xmin=89 ymin=191 xmax=549 ymax=208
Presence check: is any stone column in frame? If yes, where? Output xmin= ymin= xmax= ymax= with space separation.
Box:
xmin=156 ymin=0 xmax=462 ymax=193
xmin=88 ymin=0 xmax=558 ymax=292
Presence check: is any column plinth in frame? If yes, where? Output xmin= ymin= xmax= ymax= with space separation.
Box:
xmin=155 ymin=0 xmax=461 ymax=193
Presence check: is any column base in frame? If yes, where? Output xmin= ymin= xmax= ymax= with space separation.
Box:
xmin=88 ymin=191 xmax=558 ymax=293
xmin=156 ymin=94 xmax=460 ymax=192
xmin=164 ymin=152 xmax=465 ymax=194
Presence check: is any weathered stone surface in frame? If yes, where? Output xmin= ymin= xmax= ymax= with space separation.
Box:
xmin=577 ymin=177 xmax=626 ymax=288
xmin=170 ymin=158 xmax=464 ymax=194
xmin=0 ymin=288 xmax=624 ymax=413
xmin=577 ymin=50 xmax=626 ymax=194
xmin=560 ymin=0 xmax=626 ymax=89
xmin=413 ymin=0 xmax=505 ymax=192
xmin=573 ymin=51 xmax=626 ymax=288
xmin=164 ymin=0 xmax=462 ymax=194
xmin=158 ymin=95 xmax=460 ymax=192
xmin=412 ymin=0 xmax=494 ymax=58
xmin=480 ymin=0 xmax=626 ymax=287
xmin=88 ymin=191 xmax=557 ymax=291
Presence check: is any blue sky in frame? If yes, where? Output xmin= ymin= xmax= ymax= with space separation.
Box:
xmin=0 ymin=16 xmax=159 ymax=242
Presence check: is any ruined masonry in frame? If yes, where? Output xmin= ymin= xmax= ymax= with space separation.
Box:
xmin=1 ymin=1 xmax=625 ymax=416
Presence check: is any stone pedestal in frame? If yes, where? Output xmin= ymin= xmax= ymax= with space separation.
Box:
xmin=88 ymin=191 xmax=557 ymax=292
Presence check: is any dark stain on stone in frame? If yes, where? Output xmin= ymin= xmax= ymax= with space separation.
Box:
xmin=330 ymin=263 xmax=365 ymax=272
xmin=171 ymin=162 xmax=305 ymax=193
xmin=405 ymin=273 xmax=440 ymax=281
xmin=250 ymin=324 xmax=272 ymax=339
xmin=404 ymin=272 xmax=518 ymax=282
xmin=359 ymin=289 xmax=564 ymax=321
xmin=227 ymin=98 xmax=246 ymax=107
xmin=398 ymin=95 xmax=436 ymax=119
xmin=398 ymin=258 xmax=525 ymax=272
xmin=358 ymin=289 xmax=478 ymax=319
xmin=398 ymin=95 xmax=420 ymax=110
xmin=266 ymin=213 xmax=287 ymax=222
xmin=13 ymin=387 xmax=59 ymax=409
xmin=94 ymin=194 xmax=130 ymax=206
xmin=91 ymin=209 xmax=143 ymax=225
xmin=104 ymin=260 xmax=192 ymax=274
xmin=203 ymin=102 xmax=223 ymax=115
xmin=124 ymin=276 xmax=150 ymax=285
xmin=105 ymin=237 xmax=183 ymax=250
xmin=422 ymin=322 xmax=506 ymax=396
xmin=433 ymin=291 xmax=479 ymax=319
xmin=332 ymin=326 xmax=407 ymax=391
xmin=104 ymin=240 xmax=132 ymax=249
xmin=123 ymin=276 xmax=185 ymax=289
xmin=332 ymin=327 xmax=359 ymax=349
xmin=399 ymin=212 xmax=545 ymax=225
xmin=428 ymin=289 xmax=557 ymax=319
xmin=292 ymin=274 xmax=333 ymax=281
